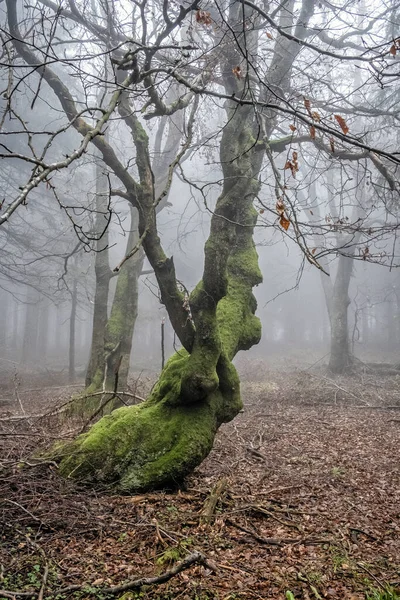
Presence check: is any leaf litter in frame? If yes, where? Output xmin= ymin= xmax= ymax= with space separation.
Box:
xmin=0 ymin=363 xmax=399 ymax=599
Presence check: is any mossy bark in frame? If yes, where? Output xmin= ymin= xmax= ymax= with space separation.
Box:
xmin=56 ymin=106 xmax=263 ymax=491
xmin=70 ymin=208 xmax=143 ymax=418
xmin=53 ymin=3 xmax=269 ymax=493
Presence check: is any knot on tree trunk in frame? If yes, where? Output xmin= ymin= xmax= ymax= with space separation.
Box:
xmin=180 ymin=371 xmax=219 ymax=403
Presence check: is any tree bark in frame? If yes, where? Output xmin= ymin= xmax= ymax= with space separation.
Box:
xmin=55 ymin=104 xmax=263 ymax=492
xmin=21 ymin=289 xmax=39 ymax=366
xmin=85 ymin=153 xmax=112 ymax=388
xmin=325 ymin=255 xmax=354 ymax=374
xmin=69 ymin=280 xmax=77 ymax=383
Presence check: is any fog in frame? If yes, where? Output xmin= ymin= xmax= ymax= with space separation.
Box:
xmin=0 ymin=0 xmax=399 ymax=388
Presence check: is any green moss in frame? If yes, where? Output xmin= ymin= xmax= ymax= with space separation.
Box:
xmin=54 ymin=111 xmax=265 ymax=493
xmin=228 ymin=244 xmax=262 ymax=286
xmin=57 ymin=394 xmax=219 ymax=492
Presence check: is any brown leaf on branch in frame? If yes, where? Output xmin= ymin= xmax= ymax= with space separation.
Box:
xmin=330 ymin=137 xmax=335 ymax=153
xmin=310 ymin=125 xmax=316 ymax=139
xmin=334 ymin=114 xmax=349 ymax=134
xmin=196 ymin=10 xmax=212 ymax=25
xmin=311 ymin=248 xmax=317 ymax=255
xmin=289 ymin=124 xmax=297 ymax=132
xmin=389 ymin=38 xmax=400 ymax=56
xmin=266 ymin=32 xmax=274 ymax=40
xmin=311 ymin=111 xmax=321 ymax=122
xmin=232 ymin=66 xmax=242 ymax=79
xmin=280 ymin=215 xmax=290 ymax=230
xmin=276 ymin=199 xmax=285 ymax=215
xmin=304 ymin=97 xmax=312 ymax=115
xmin=284 ymin=160 xmax=296 ymax=178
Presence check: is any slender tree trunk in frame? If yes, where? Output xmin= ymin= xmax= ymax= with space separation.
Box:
xmin=69 ymin=280 xmax=77 ymax=383
xmin=362 ymin=304 xmax=369 ymax=344
xmin=89 ymin=208 xmax=143 ymax=394
xmin=328 ymin=255 xmax=354 ymax=373
xmin=37 ymin=300 xmax=49 ymax=362
xmin=85 ymin=154 xmax=112 ymax=386
xmin=75 ymin=207 xmax=142 ymax=414
xmin=21 ymin=289 xmax=39 ymax=365
xmin=0 ymin=289 xmax=8 ymax=351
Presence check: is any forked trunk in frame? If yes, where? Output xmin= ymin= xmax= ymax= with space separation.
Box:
xmin=55 ymin=110 xmax=263 ymax=491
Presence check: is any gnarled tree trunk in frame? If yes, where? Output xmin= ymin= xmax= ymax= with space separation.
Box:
xmin=56 ymin=105 xmax=263 ymax=492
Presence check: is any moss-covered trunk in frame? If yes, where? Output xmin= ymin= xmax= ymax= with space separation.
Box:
xmin=73 ymin=210 xmax=143 ymax=417
xmin=55 ymin=105 xmax=263 ymax=491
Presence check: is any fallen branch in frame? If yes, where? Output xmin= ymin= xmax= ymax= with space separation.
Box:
xmin=0 ymin=391 xmax=145 ymax=423
xmin=226 ymin=518 xmax=331 ymax=547
xmin=250 ymin=504 xmax=302 ymax=531
xmin=0 ymin=551 xmax=205 ymax=598
xmin=226 ymin=518 xmax=283 ymax=546
xmin=200 ymin=477 xmax=228 ymax=524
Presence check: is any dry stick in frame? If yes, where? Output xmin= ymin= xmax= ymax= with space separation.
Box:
xmin=200 ymin=477 xmax=228 ymax=524
xmin=38 ymin=563 xmax=49 ymax=600
xmin=250 ymin=505 xmax=302 ymax=531
xmin=0 ymin=552 xmax=205 ymax=598
xmin=13 ymin=372 xmax=31 ymax=426
xmin=356 ymin=562 xmax=387 ymax=591
xmin=226 ymin=518 xmax=283 ymax=546
xmin=1 ymin=499 xmax=41 ymax=523
xmin=0 ymin=391 xmax=145 ymax=423
xmin=305 ymin=371 xmax=369 ymax=405
xmin=226 ymin=518 xmax=331 ymax=547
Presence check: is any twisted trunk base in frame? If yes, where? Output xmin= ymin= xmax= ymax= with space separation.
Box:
xmin=55 ymin=351 xmax=242 ymax=492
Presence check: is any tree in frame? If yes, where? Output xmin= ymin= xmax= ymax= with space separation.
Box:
xmin=2 ymin=0 xmax=399 ymax=491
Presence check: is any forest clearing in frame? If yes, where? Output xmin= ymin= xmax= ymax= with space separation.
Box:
xmin=1 ymin=0 xmax=400 ymax=598
xmin=1 ymin=361 xmax=399 ymax=600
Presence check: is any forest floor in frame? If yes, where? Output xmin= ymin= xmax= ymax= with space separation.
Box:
xmin=0 ymin=359 xmax=399 ymax=600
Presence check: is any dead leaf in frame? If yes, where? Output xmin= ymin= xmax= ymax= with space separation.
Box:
xmin=310 ymin=125 xmax=316 ymax=139
xmin=280 ymin=215 xmax=290 ymax=230
xmin=289 ymin=124 xmax=297 ymax=132
xmin=196 ymin=10 xmax=212 ymax=25
xmin=334 ymin=114 xmax=349 ymax=134
xmin=304 ymin=97 xmax=312 ymax=115
xmin=232 ymin=65 xmax=242 ymax=79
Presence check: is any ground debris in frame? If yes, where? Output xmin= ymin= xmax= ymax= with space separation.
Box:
xmin=0 ymin=367 xmax=399 ymax=599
